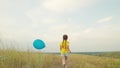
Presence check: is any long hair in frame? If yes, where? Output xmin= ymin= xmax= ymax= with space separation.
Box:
xmin=62 ymin=34 xmax=68 ymax=46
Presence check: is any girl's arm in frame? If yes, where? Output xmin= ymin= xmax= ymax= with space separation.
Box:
xmin=67 ymin=46 xmax=71 ymax=53
xmin=60 ymin=45 xmax=62 ymax=51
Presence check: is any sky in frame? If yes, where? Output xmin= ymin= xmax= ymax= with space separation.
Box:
xmin=0 ymin=0 xmax=120 ymax=52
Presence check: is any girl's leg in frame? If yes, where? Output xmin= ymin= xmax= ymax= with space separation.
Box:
xmin=62 ymin=56 xmax=66 ymax=68
xmin=65 ymin=56 xmax=67 ymax=64
xmin=64 ymin=56 xmax=67 ymax=64
xmin=62 ymin=56 xmax=66 ymax=65
xmin=62 ymin=56 xmax=68 ymax=68
xmin=61 ymin=53 xmax=68 ymax=68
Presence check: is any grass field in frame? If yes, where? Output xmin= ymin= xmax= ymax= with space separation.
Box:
xmin=0 ymin=50 xmax=120 ymax=68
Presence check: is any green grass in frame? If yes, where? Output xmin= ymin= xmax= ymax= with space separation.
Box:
xmin=97 ymin=52 xmax=120 ymax=59
xmin=0 ymin=50 xmax=120 ymax=68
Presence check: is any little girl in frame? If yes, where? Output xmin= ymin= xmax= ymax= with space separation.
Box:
xmin=60 ymin=34 xmax=71 ymax=68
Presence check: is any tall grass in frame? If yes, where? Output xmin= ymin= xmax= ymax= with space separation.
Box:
xmin=0 ymin=50 xmax=120 ymax=68
xmin=0 ymin=50 xmax=61 ymax=68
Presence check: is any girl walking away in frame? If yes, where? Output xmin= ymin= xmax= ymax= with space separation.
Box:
xmin=60 ymin=34 xmax=71 ymax=68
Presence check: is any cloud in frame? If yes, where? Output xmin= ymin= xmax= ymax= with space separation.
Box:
xmin=0 ymin=0 xmax=37 ymax=40
xmin=83 ymin=28 xmax=93 ymax=33
xmin=42 ymin=0 xmax=96 ymax=13
xmin=26 ymin=0 xmax=96 ymax=44
xmin=97 ymin=16 xmax=112 ymax=23
xmin=1 ymin=0 xmax=120 ymax=52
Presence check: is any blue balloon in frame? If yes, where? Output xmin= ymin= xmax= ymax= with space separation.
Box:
xmin=33 ymin=39 xmax=45 ymax=49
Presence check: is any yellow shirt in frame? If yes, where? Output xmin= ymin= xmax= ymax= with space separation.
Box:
xmin=60 ymin=40 xmax=69 ymax=54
